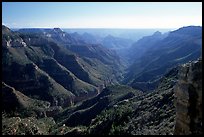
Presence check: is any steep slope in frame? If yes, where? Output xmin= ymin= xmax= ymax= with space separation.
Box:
xmin=46 ymin=28 xmax=125 ymax=85
xmin=88 ymin=65 xmax=179 ymax=135
xmin=50 ymin=41 xmax=123 ymax=86
xmin=124 ymin=26 xmax=202 ymax=91
xmin=18 ymin=27 xmax=125 ymax=86
xmin=2 ymin=57 xmax=75 ymax=108
xmin=2 ymin=82 xmax=50 ymax=117
xmin=88 ymin=59 xmax=201 ymax=135
xmin=2 ymin=25 xmax=99 ymax=107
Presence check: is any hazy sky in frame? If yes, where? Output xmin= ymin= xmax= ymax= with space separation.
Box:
xmin=2 ymin=2 xmax=202 ymax=28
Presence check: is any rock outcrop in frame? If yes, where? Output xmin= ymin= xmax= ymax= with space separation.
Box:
xmin=174 ymin=58 xmax=202 ymax=135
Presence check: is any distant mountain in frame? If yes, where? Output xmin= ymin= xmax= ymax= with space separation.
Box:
xmin=124 ymin=26 xmax=202 ymax=91
xmin=128 ymin=31 xmax=168 ymax=62
xmin=81 ymin=32 xmax=102 ymax=44
xmin=66 ymin=44 xmax=121 ymax=65
xmin=102 ymin=35 xmax=134 ymax=49
xmin=63 ymin=28 xmax=171 ymax=41
xmin=67 ymin=31 xmax=134 ymax=50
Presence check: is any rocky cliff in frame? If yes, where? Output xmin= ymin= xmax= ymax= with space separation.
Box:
xmin=174 ymin=58 xmax=202 ymax=135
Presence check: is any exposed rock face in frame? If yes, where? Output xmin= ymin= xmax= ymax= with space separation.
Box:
xmin=174 ymin=58 xmax=202 ymax=135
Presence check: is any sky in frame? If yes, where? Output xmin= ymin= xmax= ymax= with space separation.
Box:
xmin=2 ymin=2 xmax=202 ymax=29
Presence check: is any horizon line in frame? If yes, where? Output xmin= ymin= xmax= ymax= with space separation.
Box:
xmin=7 ymin=25 xmax=201 ymax=30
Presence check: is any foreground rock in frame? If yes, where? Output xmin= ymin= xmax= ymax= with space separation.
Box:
xmin=174 ymin=58 xmax=202 ymax=135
